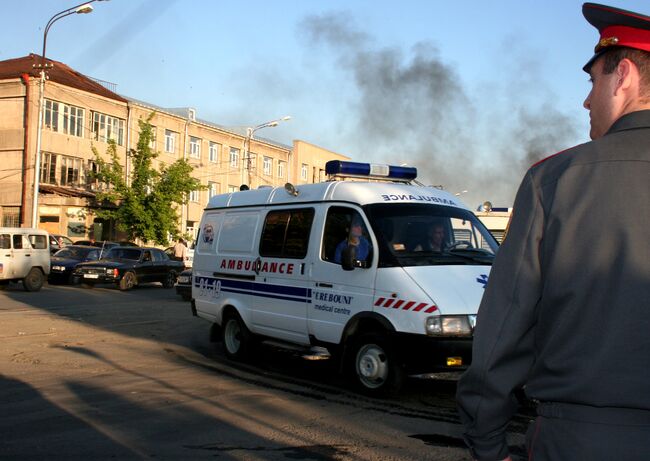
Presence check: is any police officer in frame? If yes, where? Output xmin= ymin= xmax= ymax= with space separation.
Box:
xmin=456 ymin=3 xmax=650 ymax=460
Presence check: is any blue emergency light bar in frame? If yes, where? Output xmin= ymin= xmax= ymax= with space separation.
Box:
xmin=325 ymin=160 xmax=417 ymax=182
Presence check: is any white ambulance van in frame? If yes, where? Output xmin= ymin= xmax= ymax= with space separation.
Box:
xmin=192 ymin=161 xmax=498 ymax=394
xmin=0 ymin=227 xmax=50 ymax=291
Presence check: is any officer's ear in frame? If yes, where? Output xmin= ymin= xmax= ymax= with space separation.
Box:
xmin=614 ymin=58 xmax=634 ymax=95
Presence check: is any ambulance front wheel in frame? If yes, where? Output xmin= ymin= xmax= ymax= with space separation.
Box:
xmin=349 ymin=333 xmax=404 ymax=395
xmin=221 ymin=311 xmax=253 ymax=360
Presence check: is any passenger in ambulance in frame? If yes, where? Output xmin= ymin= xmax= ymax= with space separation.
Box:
xmin=414 ymin=222 xmax=446 ymax=252
xmin=334 ymin=217 xmax=371 ymax=264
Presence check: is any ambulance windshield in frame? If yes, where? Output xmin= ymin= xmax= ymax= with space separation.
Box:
xmin=365 ymin=203 xmax=498 ymax=267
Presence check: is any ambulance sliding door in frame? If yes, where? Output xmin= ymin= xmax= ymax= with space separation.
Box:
xmin=252 ymin=207 xmax=315 ymax=344
xmin=308 ymin=205 xmax=376 ymax=343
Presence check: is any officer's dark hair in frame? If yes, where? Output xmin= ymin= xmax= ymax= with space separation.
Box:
xmin=601 ymin=48 xmax=650 ymax=96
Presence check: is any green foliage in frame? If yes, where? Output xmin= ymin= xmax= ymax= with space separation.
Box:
xmin=89 ymin=114 xmax=204 ymax=245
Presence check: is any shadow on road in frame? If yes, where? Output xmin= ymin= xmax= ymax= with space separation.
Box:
xmin=0 ymin=374 xmax=138 ymax=459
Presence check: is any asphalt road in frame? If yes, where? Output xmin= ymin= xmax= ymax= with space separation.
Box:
xmin=0 ymin=281 xmax=530 ymax=460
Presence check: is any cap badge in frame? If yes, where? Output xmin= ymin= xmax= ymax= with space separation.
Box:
xmin=597 ymin=36 xmax=619 ymax=51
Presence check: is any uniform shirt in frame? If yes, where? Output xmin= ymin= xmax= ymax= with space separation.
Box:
xmin=456 ymin=110 xmax=650 ymax=460
xmin=334 ymin=236 xmax=371 ymax=264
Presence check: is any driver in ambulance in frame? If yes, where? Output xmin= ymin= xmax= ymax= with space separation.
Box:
xmin=334 ymin=216 xmax=371 ymax=264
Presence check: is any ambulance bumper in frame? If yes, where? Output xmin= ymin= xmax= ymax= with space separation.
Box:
xmin=393 ymin=332 xmax=473 ymax=374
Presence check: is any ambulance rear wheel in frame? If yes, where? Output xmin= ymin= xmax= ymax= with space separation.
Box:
xmin=349 ymin=333 xmax=403 ymax=395
xmin=222 ymin=312 xmax=253 ymax=360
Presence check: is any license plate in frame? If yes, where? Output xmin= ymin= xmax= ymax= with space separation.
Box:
xmin=84 ymin=274 xmax=99 ymax=279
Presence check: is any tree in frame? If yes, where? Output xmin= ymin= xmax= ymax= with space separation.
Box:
xmin=89 ymin=115 xmax=203 ymax=245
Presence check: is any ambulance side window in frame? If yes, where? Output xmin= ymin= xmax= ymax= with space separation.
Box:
xmin=260 ymin=208 xmax=315 ymax=258
xmin=322 ymin=207 xmax=372 ymax=265
xmin=0 ymin=234 xmax=10 ymax=249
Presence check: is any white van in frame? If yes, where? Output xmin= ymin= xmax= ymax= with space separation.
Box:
xmin=0 ymin=228 xmax=50 ymax=291
xmin=191 ymin=161 xmax=498 ymax=394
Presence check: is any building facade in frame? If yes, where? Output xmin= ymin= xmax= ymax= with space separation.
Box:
xmin=0 ymin=54 xmax=348 ymax=242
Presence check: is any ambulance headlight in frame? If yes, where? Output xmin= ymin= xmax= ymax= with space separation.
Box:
xmin=425 ymin=315 xmax=473 ymax=336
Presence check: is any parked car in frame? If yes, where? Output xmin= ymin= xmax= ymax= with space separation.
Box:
xmin=75 ymin=240 xmax=138 ymax=250
xmin=73 ymin=246 xmax=183 ymax=291
xmin=49 ymin=234 xmax=74 ymax=255
xmin=175 ymin=269 xmax=192 ymax=301
xmin=0 ymin=228 xmax=50 ymax=291
xmin=48 ymin=245 xmax=101 ymax=284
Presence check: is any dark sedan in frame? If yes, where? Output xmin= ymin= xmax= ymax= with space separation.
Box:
xmin=73 ymin=247 xmax=183 ymax=291
xmin=74 ymin=240 xmax=138 ymax=250
xmin=49 ymin=245 xmax=102 ymax=284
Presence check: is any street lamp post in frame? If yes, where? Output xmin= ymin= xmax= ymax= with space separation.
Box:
xmin=31 ymin=1 xmax=101 ymax=228
xmin=241 ymin=116 xmax=291 ymax=188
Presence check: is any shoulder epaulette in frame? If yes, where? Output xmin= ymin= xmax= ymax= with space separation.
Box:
xmin=530 ymin=147 xmax=572 ymax=168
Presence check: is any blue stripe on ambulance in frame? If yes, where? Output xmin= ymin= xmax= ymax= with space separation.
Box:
xmin=195 ymin=276 xmax=312 ymax=303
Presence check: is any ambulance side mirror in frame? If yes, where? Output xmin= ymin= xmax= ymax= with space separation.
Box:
xmin=341 ymin=246 xmax=356 ymax=271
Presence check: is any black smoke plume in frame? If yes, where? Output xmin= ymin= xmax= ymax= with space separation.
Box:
xmin=300 ymin=12 xmax=581 ymax=206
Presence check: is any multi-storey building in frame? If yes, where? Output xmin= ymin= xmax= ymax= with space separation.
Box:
xmin=0 ymin=54 xmax=348 ymax=241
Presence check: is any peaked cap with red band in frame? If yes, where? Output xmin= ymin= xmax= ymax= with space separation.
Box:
xmin=583 ymin=3 xmax=650 ymax=72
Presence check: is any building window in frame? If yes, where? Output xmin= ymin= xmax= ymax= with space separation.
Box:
xmin=1 ymin=207 xmax=20 ymax=227
xmin=92 ymin=112 xmax=125 ymax=145
xmin=186 ymin=221 xmax=197 ymax=239
xmin=189 ymin=189 xmax=200 ymax=202
xmin=44 ymin=100 xmax=60 ymax=132
xmin=190 ymin=136 xmax=201 ymax=159
xmin=209 ymin=142 xmax=220 ymax=163
xmin=40 ymin=153 xmax=82 ymax=187
xmin=277 ymin=161 xmax=286 ymax=179
xmin=229 ymin=147 xmax=239 ymax=168
xmin=301 ymin=163 xmax=308 ymax=181
xmin=227 ymin=185 xmax=238 ymax=193
xmin=59 ymin=156 xmax=82 ymax=187
xmin=86 ymin=160 xmax=108 ymax=191
xmin=208 ymin=181 xmax=219 ymax=199
xmin=149 ymin=126 xmax=157 ymax=149
xmin=63 ymin=105 xmax=84 ymax=137
xmin=165 ymin=130 xmax=177 ymax=154
xmin=40 ymin=152 xmax=57 ymax=185
xmin=44 ymin=99 xmax=84 ymax=137
xmin=263 ymin=156 xmax=272 ymax=176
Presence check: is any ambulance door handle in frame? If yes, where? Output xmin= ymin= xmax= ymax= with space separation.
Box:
xmin=253 ymin=257 xmax=261 ymax=275
xmin=316 ymin=282 xmax=333 ymax=288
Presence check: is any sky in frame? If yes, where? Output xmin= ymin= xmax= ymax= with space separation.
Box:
xmin=2 ymin=0 xmax=648 ymax=207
